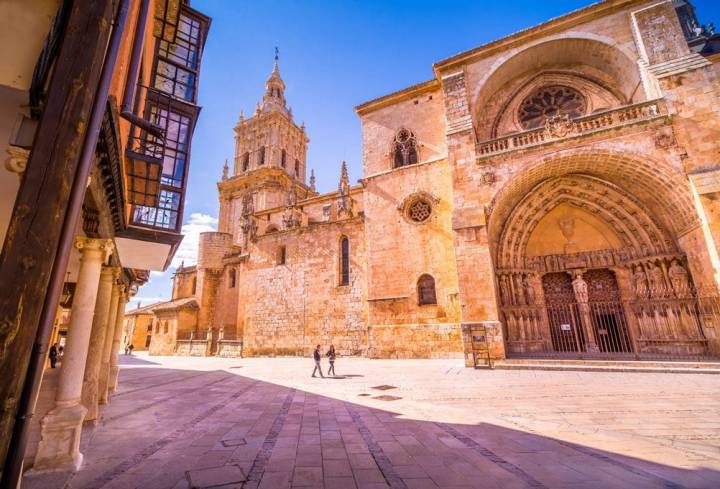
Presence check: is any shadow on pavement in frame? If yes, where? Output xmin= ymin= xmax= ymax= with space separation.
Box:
xmin=21 ymin=362 xmax=720 ymax=489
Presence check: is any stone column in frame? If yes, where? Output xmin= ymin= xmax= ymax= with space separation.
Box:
xmin=107 ymin=290 xmax=129 ymax=393
xmin=98 ymin=282 xmax=121 ymax=403
xmin=33 ymin=238 xmax=113 ymax=471
xmin=80 ymin=266 xmax=118 ymax=423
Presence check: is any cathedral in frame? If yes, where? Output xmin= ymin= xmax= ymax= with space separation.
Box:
xmin=152 ymin=0 xmax=720 ymax=365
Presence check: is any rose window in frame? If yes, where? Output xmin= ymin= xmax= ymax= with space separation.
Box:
xmin=518 ymin=85 xmax=586 ymax=130
xmin=408 ymin=199 xmax=432 ymax=223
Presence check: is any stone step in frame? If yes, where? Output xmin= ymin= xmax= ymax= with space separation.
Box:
xmin=489 ymin=358 xmax=720 ymax=374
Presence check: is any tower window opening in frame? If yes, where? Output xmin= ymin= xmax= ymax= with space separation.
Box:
xmin=278 ymin=245 xmax=286 ymax=265
xmin=281 ymin=149 xmax=286 ymax=168
xmin=229 ymin=268 xmax=236 ymax=288
xmin=259 ymin=146 xmax=265 ymax=165
xmin=242 ymin=152 xmax=249 ymax=172
xmin=294 ymin=159 xmax=299 ymax=177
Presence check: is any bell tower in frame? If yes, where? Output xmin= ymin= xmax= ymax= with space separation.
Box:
xmin=217 ymin=51 xmax=313 ymax=244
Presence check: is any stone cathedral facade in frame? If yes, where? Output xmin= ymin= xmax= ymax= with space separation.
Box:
xmin=171 ymin=0 xmax=720 ymax=364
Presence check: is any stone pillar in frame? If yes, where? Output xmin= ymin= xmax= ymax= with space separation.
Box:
xmin=440 ymin=69 xmax=506 ymax=362
xmin=80 ymin=266 xmax=118 ymax=423
xmin=107 ymin=290 xmax=129 ymax=393
xmin=33 ymin=238 xmax=113 ymax=471
xmin=98 ymin=282 xmax=121 ymax=403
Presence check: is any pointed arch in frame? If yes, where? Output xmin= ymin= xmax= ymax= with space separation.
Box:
xmin=487 ymin=150 xmax=700 ymax=250
xmin=391 ymin=128 xmax=419 ymax=168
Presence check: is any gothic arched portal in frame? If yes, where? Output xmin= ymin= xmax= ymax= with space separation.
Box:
xmin=491 ymin=166 xmax=708 ymax=358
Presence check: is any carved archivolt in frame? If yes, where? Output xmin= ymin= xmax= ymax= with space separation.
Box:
xmin=496 ymin=174 xmax=675 ymax=269
xmin=487 ymin=150 xmax=700 ymax=242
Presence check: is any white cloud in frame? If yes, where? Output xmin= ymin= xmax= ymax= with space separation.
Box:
xmin=170 ymin=212 xmax=218 ymax=268
xmin=126 ymin=295 xmax=166 ymax=309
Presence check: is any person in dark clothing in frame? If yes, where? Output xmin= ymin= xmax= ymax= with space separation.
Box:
xmin=312 ymin=344 xmax=324 ymax=378
xmin=49 ymin=343 xmax=58 ymax=369
xmin=128 ymin=344 xmax=134 ymax=355
xmin=326 ymin=344 xmax=336 ymax=376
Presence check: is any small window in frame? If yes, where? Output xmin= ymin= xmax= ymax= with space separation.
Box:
xmin=322 ymin=205 xmax=331 ymax=222
xmin=146 ymin=323 xmax=152 ymax=332
xmin=259 ymin=146 xmax=265 ymax=165
xmin=242 ymin=152 xmax=249 ymax=172
xmin=281 ymin=149 xmax=286 ymax=168
xmin=418 ymin=274 xmax=437 ymax=305
xmin=392 ymin=128 xmax=418 ymax=168
xmin=163 ymin=321 xmax=169 ymax=334
xmin=339 ymin=236 xmax=350 ymax=286
xmin=191 ymin=276 xmax=197 ymax=295
xmin=266 ymin=225 xmax=279 ymax=234
xmin=294 ymin=159 xmax=299 ymax=177
xmin=278 ymin=245 xmax=286 ymax=265
xmin=229 ymin=268 xmax=236 ymax=288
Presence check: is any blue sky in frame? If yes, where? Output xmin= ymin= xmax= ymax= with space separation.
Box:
xmin=129 ymin=0 xmax=717 ymax=307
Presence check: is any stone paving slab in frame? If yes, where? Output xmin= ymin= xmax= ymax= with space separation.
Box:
xmin=22 ymin=353 xmax=720 ymax=488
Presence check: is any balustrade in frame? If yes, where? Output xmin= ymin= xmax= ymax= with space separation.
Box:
xmin=476 ymin=99 xmax=667 ymax=159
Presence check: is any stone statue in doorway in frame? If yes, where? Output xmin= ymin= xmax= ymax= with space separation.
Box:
xmin=571 ymin=272 xmax=588 ymax=303
xmin=668 ymin=259 xmax=690 ymax=297
xmin=499 ymin=274 xmax=512 ymax=306
xmin=632 ymin=265 xmax=649 ymax=298
xmin=523 ymin=275 xmax=536 ymax=305
xmin=646 ymin=262 xmax=666 ymax=297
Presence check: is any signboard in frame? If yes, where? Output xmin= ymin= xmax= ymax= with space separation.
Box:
xmin=560 ymin=323 xmax=571 ymax=331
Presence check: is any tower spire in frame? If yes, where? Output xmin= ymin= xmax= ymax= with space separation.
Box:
xmin=309 ymin=169 xmax=316 ymax=192
xmin=262 ymin=47 xmax=287 ymax=114
xmin=339 ymin=161 xmax=349 ymax=196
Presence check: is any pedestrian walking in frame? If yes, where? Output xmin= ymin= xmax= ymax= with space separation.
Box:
xmin=311 ymin=344 xmax=324 ymax=378
xmin=128 ymin=344 xmax=134 ymax=355
xmin=326 ymin=344 xmax=337 ymax=376
xmin=124 ymin=344 xmax=129 ymax=355
xmin=48 ymin=343 xmax=58 ymax=369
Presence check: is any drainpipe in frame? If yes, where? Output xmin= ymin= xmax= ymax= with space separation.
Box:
xmin=0 ymin=0 xmax=130 ymax=487
xmin=119 ymin=0 xmax=164 ymax=138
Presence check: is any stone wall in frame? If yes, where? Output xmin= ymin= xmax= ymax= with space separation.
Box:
xmin=123 ymin=314 xmax=153 ymax=351
xmin=238 ymin=218 xmax=367 ymax=357
xmin=367 ymin=324 xmax=463 ymax=359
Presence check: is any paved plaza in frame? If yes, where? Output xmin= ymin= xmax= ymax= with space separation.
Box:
xmin=25 ymin=354 xmax=720 ymax=489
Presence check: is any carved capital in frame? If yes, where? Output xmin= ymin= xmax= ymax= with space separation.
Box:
xmin=74 ymin=237 xmax=114 ymax=262
xmin=5 ymin=145 xmax=29 ymax=176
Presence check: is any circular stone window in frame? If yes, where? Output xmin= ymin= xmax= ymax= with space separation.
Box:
xmin=407 ymin=198 xmax=433 ymax=223
xmin=518 ymin=85 xmax=586 ymax=130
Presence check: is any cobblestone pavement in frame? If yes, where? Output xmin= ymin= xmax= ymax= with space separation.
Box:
xmin=24 ymin=353 xmax=720 ymax=489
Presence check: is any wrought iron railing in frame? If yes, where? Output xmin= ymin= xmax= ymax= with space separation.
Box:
xmin=503 ymin=291 xmax=718 ymax=361
xmin=476 ymin=99 xmax=668 ymax=159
